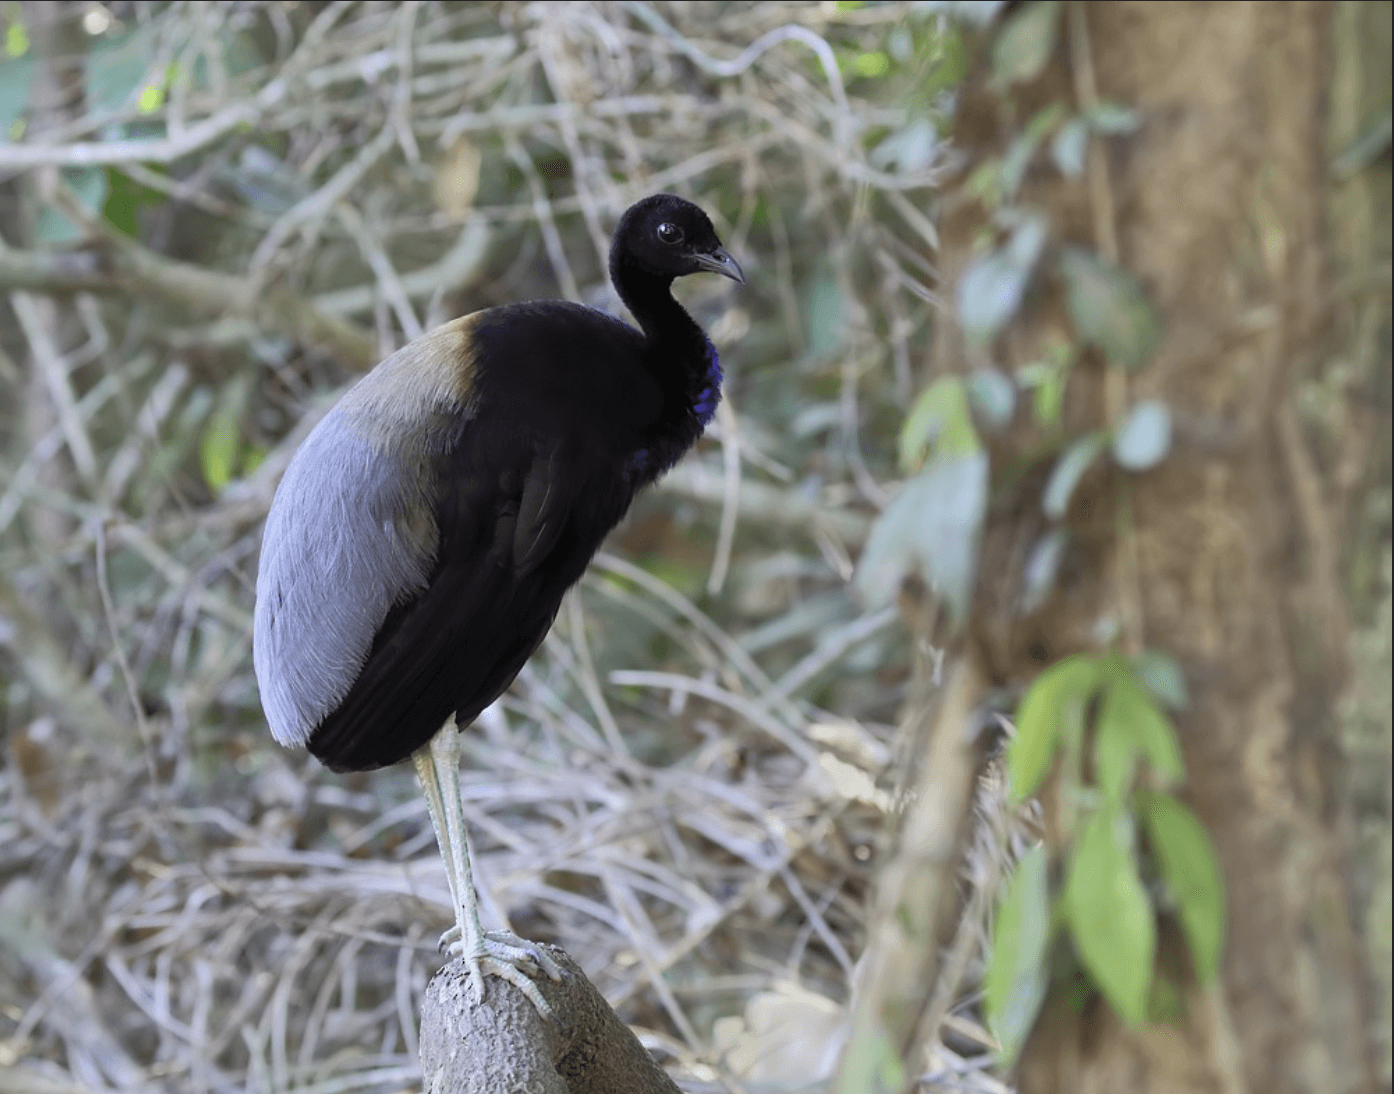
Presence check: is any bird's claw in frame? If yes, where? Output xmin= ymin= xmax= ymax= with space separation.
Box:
xmin=439 ymin=927 xmax=562 ymax=978
xmin=438 ymin=927 xmax=563 ymax=1021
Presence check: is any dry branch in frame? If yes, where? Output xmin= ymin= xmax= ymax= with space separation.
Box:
xmin=835 ymin=644 xmax=988 ymax=1093
xmin=0 ymin=246 xmax=113 ymax=293
xmin=1 ymin=203 xmax=378 ymax=370
xmin=96 ymin=231 xmax=379 ymax=371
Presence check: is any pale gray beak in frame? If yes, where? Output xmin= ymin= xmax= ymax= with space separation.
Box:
xmin=693 ymin=246 xmax=745 ymax=284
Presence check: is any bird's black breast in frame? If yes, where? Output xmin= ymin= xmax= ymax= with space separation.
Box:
xmin=304 ymin=302 xmax=671 ymax=772
xmin=468 ymin=301 xmax=663 ymax=444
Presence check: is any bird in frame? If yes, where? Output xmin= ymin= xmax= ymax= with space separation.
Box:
xmin=253 ymin=194 xmax=744 ymax=1018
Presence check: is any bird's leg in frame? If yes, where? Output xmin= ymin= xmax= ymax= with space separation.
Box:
xmin=411 ymin=721 xmax=562 ymax=1020
xmin=411 ymin=726 xmax=472 ymax=945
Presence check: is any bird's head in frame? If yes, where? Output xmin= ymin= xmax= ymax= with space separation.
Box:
xmin=612 ymin=194 xmax=745 ymax=285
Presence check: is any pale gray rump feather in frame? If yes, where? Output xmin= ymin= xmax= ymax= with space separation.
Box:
xmin=253 ymin=408 xmax=440 ymax=747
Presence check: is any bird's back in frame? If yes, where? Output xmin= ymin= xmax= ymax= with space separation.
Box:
xmin=256 ymin=302 xmax=672 ymax=773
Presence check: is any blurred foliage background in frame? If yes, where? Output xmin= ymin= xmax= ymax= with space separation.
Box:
xmin=0 ymin=2 xmax=1388 ymax=1093
xmin=0 ymin=3 xmax=1023 ymax=1092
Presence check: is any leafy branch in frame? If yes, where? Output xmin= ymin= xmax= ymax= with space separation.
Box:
xmin=846 ymin=0 xmax=1229 ymax=1067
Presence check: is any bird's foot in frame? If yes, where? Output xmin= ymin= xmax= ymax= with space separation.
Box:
xmin=439 ymin=927 xmax=563 ymax=1020
xmin=439 ymin=926 xmax=565 ymax=980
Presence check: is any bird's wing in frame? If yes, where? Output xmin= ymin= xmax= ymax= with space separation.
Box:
xmin=256 ymin=303 xmax=659 ymax=771
xmin=274 ymin=422 xmax=580 ymax=772
xmin=510 ymin=438 xmax=572 ymax=576
xmin=253 ymin=405 xmax=443 ymax=749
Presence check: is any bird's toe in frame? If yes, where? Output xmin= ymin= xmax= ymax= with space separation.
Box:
xmin=475 ymin=955 xmax=556 ymax=1022
xmin=482 ymin=929 xmax=564 ymax=982
xmin=438 ymin=924 xmax=463 ymax=954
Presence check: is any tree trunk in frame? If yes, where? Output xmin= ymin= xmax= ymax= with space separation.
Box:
xmin=941 ymin=3 xmax=1389 ymax=1092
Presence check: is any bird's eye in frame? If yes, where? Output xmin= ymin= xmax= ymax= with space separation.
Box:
xmin=656 ymin=222 xmax=684 ymax=245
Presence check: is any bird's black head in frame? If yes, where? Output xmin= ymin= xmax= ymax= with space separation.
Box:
xmin=611 ymin=194 xmax=745 ymax=286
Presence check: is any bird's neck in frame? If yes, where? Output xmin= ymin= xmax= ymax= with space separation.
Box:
xmin=610 ymin=255 xmax=723 ymax=464
xmin=611 ymin=256 xmax=712 ymax=375
xmin=611 ymin=257 xmax=689 ymax=342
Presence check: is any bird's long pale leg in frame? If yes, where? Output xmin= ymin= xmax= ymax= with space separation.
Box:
xmin=412 ymin=724 xmax=482 ymax=951
xmin=411 ymin=720 xmax=562 ymax=1020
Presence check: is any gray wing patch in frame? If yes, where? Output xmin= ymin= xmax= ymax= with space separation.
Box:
xmin=253 ymin=408 xmax=439 ymax=747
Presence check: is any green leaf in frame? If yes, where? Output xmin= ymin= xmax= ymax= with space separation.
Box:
xmin=1051 ymin=118 xmax=1088 ymax=177
xmin=992 ymin=0 xmax=1061 ymax=88
xmin=805 ymin=272 xmax=846 ymax=358
xmin=199 ymin=374 xmax=252 ymax=494
xmin=137 ymin=83 xmax=164 ymax=114
xmin=200 ymin=412 xmax=240 ymax=494
xmin=1021 ymin=528 xmax=1068 ymax=614
xmin=36 ymin=167 xmax=109 ymax=244
xmin=1133 ymin=649 xmax=1190 ymax=710
xmin=1019 ymin=337 xmax=1077 ymax=428
xmin=1044 ymin=333 xmax=1078 ymax=369
xmin=1001 ymin=104 xmax=1066 ymax=196
xmin=985 ymin=844 xmax=1051 ymax=1063
xmin=1121 ymin=676 xmax=1184 ymax=784
xmin=915 ymin=1 xmax=1008 ymax=27
xmin=103 ymin=168 xmax=164 ymax=238
xmin=1042 ymin=431 xmax=1106 ymax=520
xmin=1094 ymin=669 xmax=1183 ymax=802
xmin=832 ymin=1023 xmax=906 ymax=1094
xmin=5 ymin=20 xmax=29 ymax=58
xmin=86 ymin=31 xmax=155 ymax=113
xmin=1066 ymin=807 xmax=1156 ymax=1026
xmin=965 ymin=157 xmax=1004 ymax=209
xmin=1094 ymin=700 xmax=1139 ymax=805
xmin=1085 ymin=100 xmax=1142 ymax=135
xmin=959 ymin=249 xmax=1028 ymax=344
xmin=1094 ymin=667 xmax=1185 ymax=800
xmin=0 ymin=54 xmax=35 ymax=138
xmin=853 ymin=50 xmax=891 ymax=78
xmin=1113 ymin=399 xmax=1172 ymax=470
xmin=1005 ymin=211 xmax=1048 ymax=268
xmin=1032 ymin=370 xmax=1065 ymax=428
xmin=242 ymin=444 xmax=268 ymax=475
xmin=855 ymin=450 xmax=989 ymax=623
xmin=899 ymin=376 xmax=980 ymax=471
xmin=916 ymin=20 xmax=968 ymax=99
xmin=958 ymin=215 xmax=1047 ymax=344
xmin=965 ymin=367 xmax=1016 ymax=430
xmin=1009 ymin=653 xmax=1100 ymax=803
xmin=870 ymin=118 xmax=939 ymax=175
xmin=1140 ymin=791 xmax=1225 ymax=983
xmin=1024 ymin=102 xmax=1068 ymax=143
xmin=1059 ymin=247 xmax=1160 ymax=371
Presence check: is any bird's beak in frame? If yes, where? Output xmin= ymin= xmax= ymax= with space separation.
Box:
xmin=694 ymin=246 xmax=746 ymax=284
